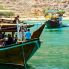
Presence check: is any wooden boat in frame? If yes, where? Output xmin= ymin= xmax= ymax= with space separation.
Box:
xmin=44 ymin=10 xmax=65 ymax=28
xmin=46 ymin=19 xmax=61 ymax=28
xmin=0 ymin=23 xmax=45 ymax=69
xmin=0 ymin=16 xmax=34 ymax=32
xmin=45 ymin=19 xmax=69 ymax=28
xmin=0 ymin=18 xmax=13 ymax=23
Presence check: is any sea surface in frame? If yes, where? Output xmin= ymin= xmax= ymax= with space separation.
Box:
xmin=24 ymin=20 xmax=69 ymax=69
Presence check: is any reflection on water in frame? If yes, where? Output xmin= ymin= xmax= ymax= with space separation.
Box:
xmin=45 ymin=28 xmax=62 ymax=32
xmin=27 ymin=20 xmax=69 ymax=69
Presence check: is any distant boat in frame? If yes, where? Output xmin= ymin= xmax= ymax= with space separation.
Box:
xmin=45 ymin=19 xmax=61 ymax=28
xmin=45 ymin=19 xmax=69 ymax=28
xmin=0 ymin=23 xmax=45 ymax=69
xmin=44 ymin=10 xmax=66 ymax=28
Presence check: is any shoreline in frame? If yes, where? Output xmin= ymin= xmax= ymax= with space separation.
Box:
xmin=20 ymin=17 xmax=69 ymax=20
xmin=1 ymin=16 xmax=69 ymax=21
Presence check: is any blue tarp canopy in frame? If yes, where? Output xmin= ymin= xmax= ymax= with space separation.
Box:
xmin=46 ymin=10 xmax=65 ymax=14
xmin=47 ymin=10 xmax=59 ymax=13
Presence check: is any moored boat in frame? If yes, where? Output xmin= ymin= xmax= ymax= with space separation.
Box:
xmin=45 ymin=18 xmax=69 ymax=28
xmin=45 ymin=18 xmax=61 ymax=28
xmin=44 ymin=10 xmax=66 ymax=28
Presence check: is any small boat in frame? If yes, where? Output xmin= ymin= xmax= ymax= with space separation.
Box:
xmin=0 ymin=23 xmax=45 ymax=69
xmin=44 ymin=10 xmax=66 ymax=28
xmin=0 ymin=16 xmax=34 ymax=32
xmin=45 ymin=19 xmax=69 ymax=28
xmin=0 ymin=18 xmax=13 ymax=23
xmin=46 ymin=18 xmax=61 ymax=28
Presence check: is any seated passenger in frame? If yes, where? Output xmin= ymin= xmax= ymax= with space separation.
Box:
xmin=4 ymin=34 xmax=13 ymax=46
xmin=13 ymin=35 xmax=17 ymax=44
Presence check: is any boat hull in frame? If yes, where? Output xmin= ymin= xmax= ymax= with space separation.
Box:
xmin=0 ymin=38 xmax=40 ymax=66
xmin=0 ymin=63 xmax=25 ymax=69
xmin=46 ymin=20 xmax=61 ymax=28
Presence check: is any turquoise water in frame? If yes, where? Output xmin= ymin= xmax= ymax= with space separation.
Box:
xmin=25 ymin=20 xmax=69 ymax=69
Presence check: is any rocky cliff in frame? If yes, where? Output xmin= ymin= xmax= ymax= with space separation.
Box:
xmin=0 ymin=0 xmax=69 ymax=17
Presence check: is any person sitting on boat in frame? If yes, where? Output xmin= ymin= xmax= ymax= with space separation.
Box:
xmin=2 ymin=32 xmax=5 ymax=39
xmin=0 ymin=32 xmax=2 ymax=39
xmin=24 ymin=29 xmax=31 ymax=41
xmin=3 ymin=35 xmax=8 ymax=46
xmin=13 ymin=34 xmax=17 ymax=44
xmin=4 ymin=34 xmax=13 ymax=46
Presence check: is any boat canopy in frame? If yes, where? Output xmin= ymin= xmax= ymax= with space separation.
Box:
xmin=44 ymin=10 xmax=65 ymax=19
xmin=45 ymin=10 xmax=65 ymax=14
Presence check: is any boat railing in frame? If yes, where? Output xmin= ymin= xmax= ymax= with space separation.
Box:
xmin=0 ymin=38 xmax=40 ymax=48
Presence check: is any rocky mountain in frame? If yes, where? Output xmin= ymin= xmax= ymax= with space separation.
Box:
xmin=0 ymin=0 xmax=69 ymax=17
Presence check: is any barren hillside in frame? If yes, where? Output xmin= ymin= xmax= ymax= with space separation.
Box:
xmin=0 ymin=0 xmax=69 ymax=17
